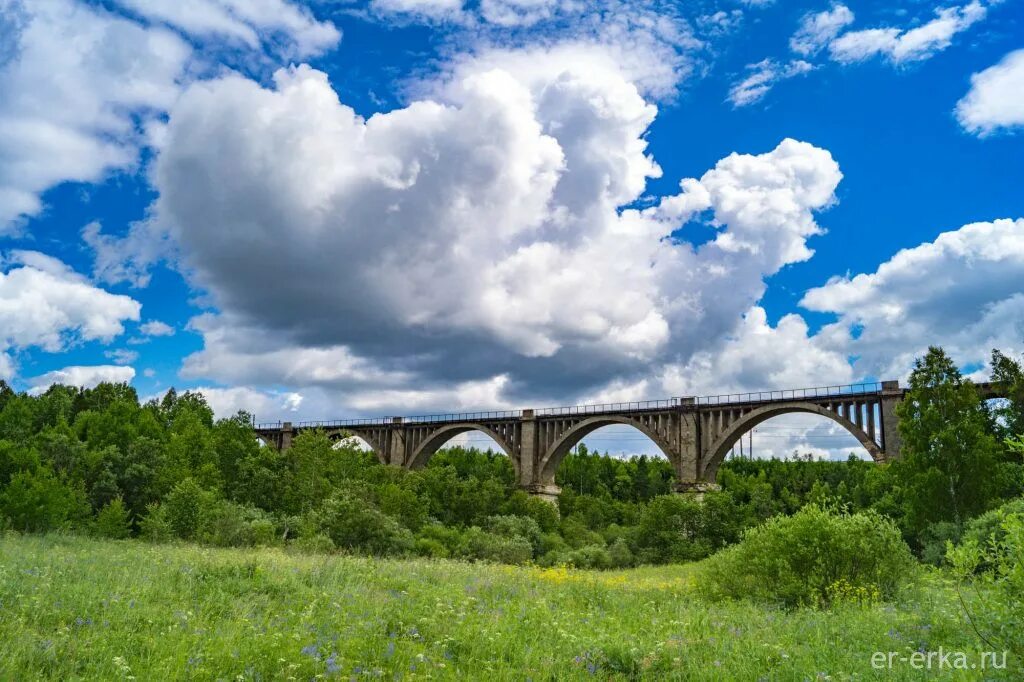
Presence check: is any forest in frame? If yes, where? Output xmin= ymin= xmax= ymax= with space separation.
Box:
xmin=1 ymin=346 xmax=1022 ymax=571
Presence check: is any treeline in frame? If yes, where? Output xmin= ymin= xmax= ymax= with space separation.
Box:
xmin=0 ymin=347 xmax=1022 ymax=568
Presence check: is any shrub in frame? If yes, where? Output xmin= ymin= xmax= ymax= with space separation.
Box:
xmin=139 ymin=503 xmax=173 ymax=542
xmin=608 ymin=537 xmax=634 ymax=568
xmin=633 ymin=495 xmax=713 ymax=563
xmin=291 ymin=533 xmax=335 ymax=554
xmin=918 ymin=521 xmax=962 ymax=566
xmin=485 ymin=514 xmax=542 ymax=554
xmin=163 ymin=478 xmax=215 ymax=540
xmin=313 ymin=493 xmax=413 ymax=556
xmin=463 ymin=527 xmax=533 ymax=564
xmin=948 ymin=511 xmax=1024 ymax=658
xmin=699 ymin=505 xmax=915 ymax=607
xmin=94 ymin=498 xmax=131 ymax=539
xmin=201 ymin=501 xmax=277 ymax=547
xmin=961 ymin=496 xmax=1024 ymax=554
xmin=563 ymin=544 xmax=613 ymax=569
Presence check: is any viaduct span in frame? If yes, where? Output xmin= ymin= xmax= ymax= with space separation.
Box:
xmin=255 ymin=380 xmax=1003 ymax=503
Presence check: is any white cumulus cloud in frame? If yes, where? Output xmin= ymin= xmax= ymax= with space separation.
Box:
xmin=0 ymin=250 xmax=141 ymax=355
xmin=28 ymin=364 xmax=136 ymax=394
xmin=956 ymin=49 xmax=1024 ymax=137
xmin=801 ymin=218 xmax=1024 ymax=381
xmin=137 ymin=44 xmax=843 ymax=415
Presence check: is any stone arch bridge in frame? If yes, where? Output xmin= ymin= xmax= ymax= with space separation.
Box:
xmin=255 ymin=380 xmax=1002 ymax=503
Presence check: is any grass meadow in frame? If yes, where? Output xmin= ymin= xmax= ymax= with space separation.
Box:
xmin=0 ymin=533 xmax=1013 ymax=680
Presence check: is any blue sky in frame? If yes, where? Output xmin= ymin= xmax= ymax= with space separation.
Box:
xmin=1 ymin=0 xmax=1023 ymax=458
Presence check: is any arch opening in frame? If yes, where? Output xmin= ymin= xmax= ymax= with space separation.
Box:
xmin=552 ymin=423 xmax=677 ymax=499
xmin=408 ymin=423 xmax=518 ymax=478
xmin=703 ymin=403 xmax=884 ymax=482
xmin=326 ymin=430 xmax=388 ymax=464
xmin=539 ymin=416 xmax=679 ymax=484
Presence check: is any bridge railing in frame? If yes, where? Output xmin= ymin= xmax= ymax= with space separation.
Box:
xmin=403 ymin=410 xmax=522 ymax=424
xmin=694 ymin=382 xmax=883 ymax=406
xmin=535 ymin=398 xmax=680 ymax=417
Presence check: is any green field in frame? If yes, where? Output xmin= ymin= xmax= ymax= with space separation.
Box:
xmin=0 ymin=533 xmax=1012 ymax=680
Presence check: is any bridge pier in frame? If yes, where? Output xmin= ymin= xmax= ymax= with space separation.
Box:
xmin=879 ymin=380 xmax=903 ymax=460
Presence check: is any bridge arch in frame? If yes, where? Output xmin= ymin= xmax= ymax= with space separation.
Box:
xmin=326 ymin=429 xmax=389 ymax=465
xmin=538 ymin=415 xmax=679 ymax=483
xmin=701 ymin=402 xmax=883 ymax=482
xmin=407 ymin=423 xmax=519 ymax=476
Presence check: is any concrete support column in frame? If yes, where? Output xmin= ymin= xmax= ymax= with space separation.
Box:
xmin=673 ymin=480 xmax=722 ymax=501
xmin=880 ymin=380 xmax=903 ymax=460
xmin=280 ymin=422 xmax=294 ymax=450
xmin=519 ymin=409 xmax=561 ymax=505
xmin=674 ymin=400 xmax=717 ymax=500
xmin=389 ymin=418 xmax=405 ymax=467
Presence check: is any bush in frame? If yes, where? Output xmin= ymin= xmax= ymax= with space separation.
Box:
xmin=94 ymin=498 xmax=131 ymax=539
xmin=291 ymin=533 xmax=335 ymax=554
xmin=139 ymin=503 xmax=173 ymax=542
xmin=608 ymin=538 xmax=634 ymax=568
xmin=918 ymin=521 xmax=962 ymax=566
xmin=948 ymin=510 xmax=1024 ymax=658
xmin=485 ymin=514 xmax=542 ymax=553
xmin=163 ymin=478 xmax=215 ymax=540
xmin=463 ymin=527 xmax=533 ymax=564
xmin=962 ymin=496 xmax=1024 ymax=553
xmin=313 ymin=493 xmax=413 ymax=556
xmin=634 ymin=495 xmax=714 ymax=563
xmin=201 ymin=501 xmax=278 ymax=547
xmin=699 ymin=505 xmax=916 ymax=607
xmin=563 ymin=544 xmax=613 ymax=569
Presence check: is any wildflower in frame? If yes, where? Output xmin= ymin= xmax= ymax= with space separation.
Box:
xmin=301 ymin=643 xmax=320 ymax=659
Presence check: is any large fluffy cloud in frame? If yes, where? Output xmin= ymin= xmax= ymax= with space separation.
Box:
xmin=0 ymin=0 xmax=188 ymax=230
xmin=144 ymin=48 xmax=842 ymax=413
xmin=0 ymin=0 xmax=338 ymax=232
xmin=802 ymin=218 xmax=1024 ymax=381
xmin=956 ymin=49 xmax=1024 ymax=137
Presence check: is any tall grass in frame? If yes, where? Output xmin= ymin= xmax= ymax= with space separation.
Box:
xmin=0 ymin=533 xmax=1009 ymax=679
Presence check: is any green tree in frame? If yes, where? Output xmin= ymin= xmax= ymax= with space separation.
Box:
xmin=893 ymin=347 xmax=1003 ymax=538
xmin=0 ymin=466 xmax=89 ymax=532
xmin=94 ymin=497 xmax=132 ymax=539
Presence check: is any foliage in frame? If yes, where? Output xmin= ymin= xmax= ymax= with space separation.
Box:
xmin=699 ymin=505 xmax=916 ymax=607
xmin=0 ymin=467 xmax=88 ymax=532
xmin=948 ymin=510 xmax=1024 ymax=660
xmin=893 ymin=347 xmax=1004 ymax=538
xmin=93 ymin=497 xmax=131 ymax=539
xmin=1 ymin=344 xmax=1023 ymax=570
